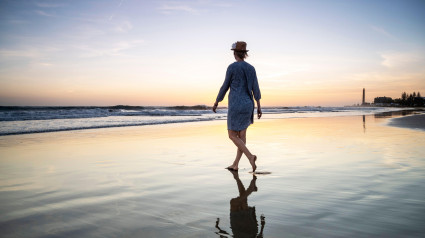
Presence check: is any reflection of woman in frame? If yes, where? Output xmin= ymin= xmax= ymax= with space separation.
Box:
xmin=212 ymin=41 xmax=262 ymax=172
xmin=215 ymin=170 xmax=265 ymax=237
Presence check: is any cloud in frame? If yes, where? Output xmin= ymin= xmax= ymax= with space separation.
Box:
xmin=157 ymin=1 xmax=232 ymax=15
xmin=109 ymin=0 xmax=126 ymax=21
xmin=158 ymin=3 xmax=199 ymax=14
xmin=380 ymin=52 xmax=424 ymax=68
xmin=195 ymin=0 xmax=232 ymax=8
xmin=0 ymin=49 xmax=40 ymax=59
xmin=35 ymin=1 xmax=66 ymax=8
xmin=74 ymin=40 xmax=145 ymax=58
xmin=34 ymin=10 xmax=56 ymax=17
xmin=113 ymin=20 xmax=133 ymax=33
xmin=211 ymin=2 xmax=232 ymax=8
xmin=370 ymin=25 xmax=395 ymax=40
xmin=38 ymin=62 xmax=53 ymax=66
xmin=0 ymin=47 xmax=57 ymax=69
xmin=111 ymin=40 xmax=144 ymax=53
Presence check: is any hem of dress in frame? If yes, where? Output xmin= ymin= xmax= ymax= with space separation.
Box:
xmin=227 ymin=124 xmax=252 ymax=132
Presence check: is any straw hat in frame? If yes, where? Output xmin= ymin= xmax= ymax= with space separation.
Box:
xmin=231 ymin=41 xmax=249 ymax=52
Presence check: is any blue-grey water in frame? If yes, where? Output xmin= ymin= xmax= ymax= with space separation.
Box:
xmin=0 ymin=106 xmax=405 ymax=135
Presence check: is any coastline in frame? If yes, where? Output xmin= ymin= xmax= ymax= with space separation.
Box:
xmin=0 ymin=106 xmax=411 ymax=136
xmin=387 ymin=113 xmax=425 ymax=131
xmin=1 ymin=114 xmax=424 ymax=237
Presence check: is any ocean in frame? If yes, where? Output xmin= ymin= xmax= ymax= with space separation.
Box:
xmin=0 ymin=106 xmax=406 ymax=136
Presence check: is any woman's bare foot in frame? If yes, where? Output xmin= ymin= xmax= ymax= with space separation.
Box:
xmin=226 ymin=165 xmax=238 ymax=171
xmin=249 ymin=155 xmax=257 ymax=172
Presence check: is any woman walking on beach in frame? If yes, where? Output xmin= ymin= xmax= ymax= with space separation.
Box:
xmin=212 ymin=41 xmax=262 ymax=172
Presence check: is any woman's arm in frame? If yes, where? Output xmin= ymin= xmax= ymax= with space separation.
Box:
xmin=213 ymin=66 xmax=232 ymax=113
xmin=252 ymin=68 xmax=263 ymax=119
xmin=252 ymin=68 xmax=262 ymax=119
xmin=256 ymin=99 xmax=262 ymax=119
xmin=252 ymin=68 xmax=261 ymax=101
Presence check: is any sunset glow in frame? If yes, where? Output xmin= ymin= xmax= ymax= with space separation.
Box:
xmin=1 ymin=0 xmax=424 ymax=106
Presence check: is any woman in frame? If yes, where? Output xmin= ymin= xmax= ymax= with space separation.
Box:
xmin=212 ymin=41 xmax=262 ymax=172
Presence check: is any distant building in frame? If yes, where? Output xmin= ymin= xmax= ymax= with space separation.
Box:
xmin=374 ymin=96 xmax=394 ymax=106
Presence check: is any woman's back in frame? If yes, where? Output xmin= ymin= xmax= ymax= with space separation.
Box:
xmin=228 ymin=61 xmax=253 ymax=103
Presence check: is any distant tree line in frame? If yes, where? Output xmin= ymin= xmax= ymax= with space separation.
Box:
xmin=374 ymin=92 xmax=424 ymax=107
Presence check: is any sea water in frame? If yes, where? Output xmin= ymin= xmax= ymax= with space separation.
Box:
xmin=0 ymin=106 xmax=406 ymax=135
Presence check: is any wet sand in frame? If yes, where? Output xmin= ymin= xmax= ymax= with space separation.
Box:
xmin=387 ymin=113 xmax=425 ymax=131
xmin=1 ymin=114 xmax=425 ymax=237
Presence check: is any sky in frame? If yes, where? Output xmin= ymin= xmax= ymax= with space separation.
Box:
xmin=0 ymin=0 xmax=424 ymax=106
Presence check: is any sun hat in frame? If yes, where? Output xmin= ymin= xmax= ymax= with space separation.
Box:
xmin=231 ymin=41 xmax=249 ymax=52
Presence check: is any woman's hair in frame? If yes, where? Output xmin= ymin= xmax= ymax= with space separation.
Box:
xmin=234 ymin=51 xmax=249 ymax=60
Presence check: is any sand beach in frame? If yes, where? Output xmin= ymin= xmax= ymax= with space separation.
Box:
xmin=388 ymin=113 xmax=425 ymax=131
xmin=1 ymin=112 xmax=425 ymax=237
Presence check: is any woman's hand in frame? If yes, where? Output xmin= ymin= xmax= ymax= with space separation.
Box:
xmin=212 ymin=102 xmax=218 ymax=113
xmin=256 ymin=100 xmax=262 ymax=119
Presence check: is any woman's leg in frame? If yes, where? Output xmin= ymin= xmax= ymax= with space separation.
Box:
xmin=228 ymin=129 xmax=257 ymax=171
xmin=227 ymin=131 xmax=244 ymax=170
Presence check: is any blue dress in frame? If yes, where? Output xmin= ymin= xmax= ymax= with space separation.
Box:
xmin=216 ymin=61 xmax=262 ymax=131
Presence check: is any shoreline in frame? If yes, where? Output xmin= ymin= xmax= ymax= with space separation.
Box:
xmin=0 ymin=108 xmax=422 ymax=137
xmin=387 ymin=113 xmax=425 ymax=131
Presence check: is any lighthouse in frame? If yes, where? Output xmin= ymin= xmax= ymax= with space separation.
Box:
xmin=362 ymin=88 xmax=365 ymax=105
